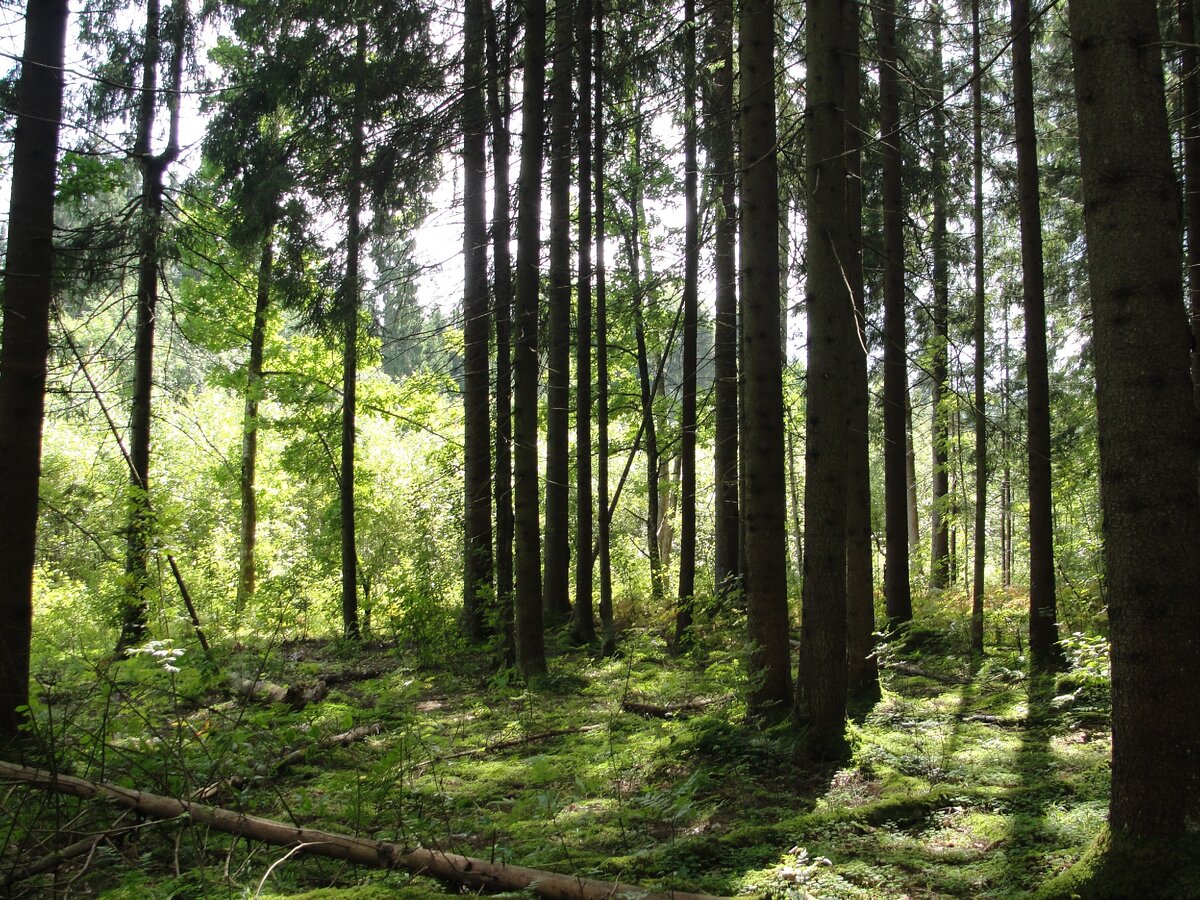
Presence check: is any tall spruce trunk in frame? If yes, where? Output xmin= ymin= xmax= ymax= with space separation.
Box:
xmin=1069 ymin=0 xmax=1200 ymax=852
xmin=542 ymin=0 xmax=573 ymax=626
xmin=797 ymin=0 xmax=852 ymax=750
xmin=740 ymin=0 xmax=792 ymax=720
xmin=118 ymin=0 xmax=186 ymax=651
xmin=571 ymin=0 xmax=596 ymax=645
xmin=236 ymin=234 xmax=274 ymax=623
xmin=843 ymin=0 xmax=879 ymax=703
xmin=0 ymin=0 xmax=68 ymax=741
xmin=928 ymin=11 xmax=951 ymax=590
xmin=594 ymin=3 xmax=615 ymax=655
xmin=969 ymin=0 xmax=986 ymax=654
xmin=707 ymin=0 xmax=739 ymax=601
xmin=1181 ymin=0 xmax=1200 ymax=401
xmin=878 ymin=0 xmax=912 ymax=625
xmin=462 ymin=0 xmax=494 ymax=641
xmin=512 ymin=0 xmax=548 ymax=678
xmin=486 ymin=0 xmax=515 ymax=663
xmin=1011 ymin=0 xmax=1060 ymax=668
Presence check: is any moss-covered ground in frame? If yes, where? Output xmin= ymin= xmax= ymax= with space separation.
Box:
xmin=1 ymin=619 xmax=1114 ymax=898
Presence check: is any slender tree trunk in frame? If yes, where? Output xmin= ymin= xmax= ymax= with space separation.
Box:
xmin=928 ymin=10 xmax=951 ymax=590
xmin=542 ymin=0 xmax=573 ymax=626
xmin=674 ymin=0 xmax=699 ymax=648
xmin=1002 ymin=303 xmax=1012 ymax=588
xmin=486 ymin=0 xmax=515 ymax=663
xmin=237 ymin=233 xmax=274 ymax=624
xmin=1069 ymin=0 xmax=1200 ymax=849
xmin=594 ymin=2 xmax=615 ymax=655
xmin=337 ymin=23 xmax=368 ymax=641
xmin=0 ymin=0 xmax=68 ymax=741
xmin=970 ymin=0 xmax=986 ymax=655
xmin=878 ymin=0 xmax=912 ymax=625
xmin=571 ymin=0 xmax=596 ymax=645
xmin=1180 ymin=0 xmax=1200 ymax=402
xmin=740 ymin=0 xmax=792 ymax=721
xmin=118 ymin=0 xmax=186 ymax=651
xmin=843 ymin=0 xmax=879 ymax=704
xmin=462 ymin=0 xmax=494 ymax=642
xmin=707 ymin=0 xmax=739 ymax=602
xmin=1011 ymin=0 xmax=1060 ymax=668
xmin=512 ymin=0 xmax=548 ymax=677
xmin=797 ymin=0 xmax=852 ymax=752
xmin=787 ymin=416 xmax=804 ymax=578
xmin=905 ymin=385 xmax=920 ymax=556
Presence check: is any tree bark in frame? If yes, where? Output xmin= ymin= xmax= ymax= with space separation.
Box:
xmin=237 ymin=234 xmax=274 ymax=624
xmin=740 ymin=0 xmax=792 ymax=721
xmin=796 ymin=0 xmax=851 ymax=751
xmin=878 ymin=0 xmax=913 ymax=625
xmin=486 ymin=0 xmax=516 ymax=664
xmin=0 ymin=762 xmax=720 ymax=900
xmin=1069 ymin=0 xmax=1200 ymax=845
xmin=118 ymin=0 xmax=187 ymax=651
xmin=0 ymin=0 xmax=68 ymax=741
xmin=843 ymin=0 xmax=879 ymax=704
xmin=970 ymin=0 xmax=986 ymax=655
xmin=1011 ymin=0 xmax=1060 ymax=668
xmin=1180 ymin=0 xmax=1200 ymax=402
xmin=571 ymin=0 xmax=596 ymax=645
xmin=462 ymin=0 xmax=494 ymax=642
xmin=512 ymin=0 xmax=548 ymax=678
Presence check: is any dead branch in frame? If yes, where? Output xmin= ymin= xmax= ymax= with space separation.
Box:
xmin=414 ymin=724 xmax=604 ymax=772
xmin=881 ymin=662 xmax=969 ymax=685
xmin=225 ymin=673 xmax=302 ymax=708
xmin=0 ymin=761 xmax=722 ymax=899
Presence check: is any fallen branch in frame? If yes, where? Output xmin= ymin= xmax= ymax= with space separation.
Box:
xmin=0 ymin=762 xmax=721 ymax=899
xmin=225 ymin=673 xmax=302 ymax=708
xmin=881 ymin=662 xmax=969 ymax=685
xmin=415 ymin=725 xmax=604 ymax=772
xmin=621 ymin=696 xmax=733 ymax=719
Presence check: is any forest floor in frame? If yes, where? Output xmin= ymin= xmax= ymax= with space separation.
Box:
xmin=1 ymin=612 xmax=1111 ymax=898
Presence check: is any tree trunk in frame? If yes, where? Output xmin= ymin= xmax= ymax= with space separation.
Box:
xmin=878 ymin=0 xmax=913 ymax=626
xmin=339 ymin=22 xmax=367 ymax=642
xmin=485 ymin=0 xmax=515 ymax=664
xmin=1011 ymin=0 xmax=1060 ymax=668
xmin=740 ymin=0 xmax=792 ymax=721
xmin=594 ymin=3 xmax=615 ymax=655
xmin=969 ymin=0 xmax=986 ymax=655
xmin=571 ymin=0 xmax=596 ymax=645
xmin=236 ymin=234 xmax=274 ymax=624
xmin=462 ymin=0 xmax=494 ymax=642
xmin=706 ymin=0 xmax=739 ymax=602
xmin=0 ymin=0 xmax=68 ymax=741
xmin=905 ymin=386 xmax=920 ymax=557
xmin=1069 ymin=0 xmax=1200 ymax=853
xmin=118 ymin=0 xmax=187 ymax=651
xmin=1002 ymin=303 xmax=1012 ymax=588
xmin=843 ymin=0 xmax=879 ymax=704
xmin=1180 ymin=0 xmax=1200 ymax=402
xmin=796 ymin=0 xmax=852 ymax=752
xmin=512 ymin=0 xmax=548 ymax=678
xmin=928 ymin=10 xmax=951 ymax=591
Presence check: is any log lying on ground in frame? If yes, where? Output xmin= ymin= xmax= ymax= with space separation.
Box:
xmin=621 ymin=696 xmax=733 ymax=719
xmin=226 ymin=673 xmax=302 ymax=707
xmin=881 ymin=662 xmax=969 ymax=685
xmin=0 ymin=762 xmax=722 ymax=899
xmin=414 ymin=724 xmax=604 ymax=773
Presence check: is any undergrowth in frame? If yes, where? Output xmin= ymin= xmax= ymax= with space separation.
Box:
xmin=0 ymin=594 xmax=1112 ymax=898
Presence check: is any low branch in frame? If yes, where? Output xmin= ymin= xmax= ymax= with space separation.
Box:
xmin=0 ymin=762 xmax=722 ymax=899
xmin=621 ymin=696 xmax=733 ymax=719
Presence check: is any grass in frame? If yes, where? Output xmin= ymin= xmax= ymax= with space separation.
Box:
xmin=1 ymin=616 xmax=1113 ymax=898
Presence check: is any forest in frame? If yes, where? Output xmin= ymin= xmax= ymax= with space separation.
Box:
xmin=0 ymin=0 xmax=1198 ymax=896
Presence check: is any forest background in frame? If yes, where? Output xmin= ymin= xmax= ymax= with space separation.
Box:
xmin=0 ymin=0 xmax=1197 ymax=896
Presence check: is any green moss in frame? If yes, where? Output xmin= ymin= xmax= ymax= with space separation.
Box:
xmin=1036 ymin=826 xmax=1200 ymax=899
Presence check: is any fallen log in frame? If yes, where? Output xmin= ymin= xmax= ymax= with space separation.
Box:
xmin=621 ymin=696 xmax=733 ymax=719
xmin=881 ymin=662 xmax=969 ymax=685
xmin=414 ymin=724 xmax=604 ymax=773
xmin=225 ymin=673 xmax=302 ymax=708
xmin=0 ymin=762 xmax=722 ymax=899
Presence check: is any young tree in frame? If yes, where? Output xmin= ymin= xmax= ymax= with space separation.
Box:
xmin=1181 ymin=0 xmax=1200 ymax=399
xmin=462 ymin=0 xmax=494 ymax=640
xmin=797 ymin=0 xmax=853 ymax=750
xmin=0 ymin=0 xmax=69 ymax=742
xmin=969 ymin=0 xmax=986 ymax=654
xmin=1011 ymin=0 xmax=1061 ymax=668
xmin=878 ymin=0 xmax=913 ymax=624
xmin=740 ymin=0 xmax=791 ymax=720
xmin=513 ymin=0 xmax=550 ymax=677
xmin=1047 ymin=0 xmax=1200 ymax=891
